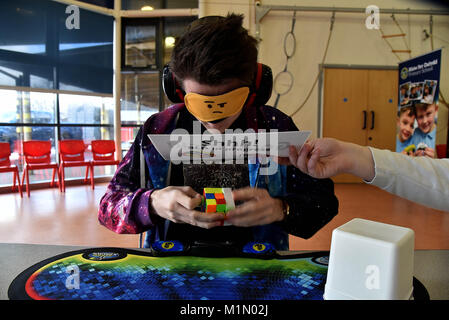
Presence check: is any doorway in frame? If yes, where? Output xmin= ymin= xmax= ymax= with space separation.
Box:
xmin=321 ymin=66 xmax=398 ymax=183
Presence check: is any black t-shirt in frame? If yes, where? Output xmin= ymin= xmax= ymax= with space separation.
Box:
xmin=166 ymin=108 xmax=253 ymax=244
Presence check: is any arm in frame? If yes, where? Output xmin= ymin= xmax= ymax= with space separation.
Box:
xmin=289 ymin=138 xmax=375 ymax=181
xmin=367 ymin=147 xmax=449 ymax=212
xmin=98 ymin=126 xmax=226 ymax=233
xmin=289 ymin=138 xmax=449 ymax=212
xmin=98 ymin=128 xmax=159 ymax=234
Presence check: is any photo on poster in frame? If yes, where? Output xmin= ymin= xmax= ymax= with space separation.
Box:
xmin=421 ymin=80 xmax=438 ymax=104
xmin=395 ymin=105 xmax=416 ymax=154
xmin=409 ymin=82 xmax=424 ymax=101
xmin=399 ymin=82 xmax=411 ymax=107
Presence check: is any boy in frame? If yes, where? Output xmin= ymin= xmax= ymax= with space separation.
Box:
xmin=98 ymin=14 xmax=339 ymax=250
xmin=395 ymin=106 xmax=415 ymax=155
xmin=410 ymin=103 xmax=438 ymax=158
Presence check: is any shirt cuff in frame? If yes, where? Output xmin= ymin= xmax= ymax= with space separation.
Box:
xmin=363 ymin=147 xmax=394 ymax=189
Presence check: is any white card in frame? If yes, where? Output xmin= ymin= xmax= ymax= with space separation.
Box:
xmin=148 ymin=130 xmax=311 ymax=162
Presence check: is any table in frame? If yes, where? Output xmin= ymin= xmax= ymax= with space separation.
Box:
xmin=1 ymin=243 xmax=448 ymax=300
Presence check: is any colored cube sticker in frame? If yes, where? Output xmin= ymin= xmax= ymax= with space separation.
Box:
xmin=202 ymin=188 xmax=235 ymax=214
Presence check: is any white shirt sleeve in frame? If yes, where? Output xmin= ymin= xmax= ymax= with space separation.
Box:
xmin=365 ymin=147 xmax=449 ymax=212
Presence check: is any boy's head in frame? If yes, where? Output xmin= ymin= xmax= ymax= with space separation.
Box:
xmin=170 ymin=14 xmax=258 ymax=86
xmin=169 ymin=14 xmax=258 ymax=124
xmin=400 ymin=85 xmax=408 ymax=95
xmin=397 ymin=106 xmax=415 ymax=142
xmin=415 ymin=103 xmax=438 ymax=133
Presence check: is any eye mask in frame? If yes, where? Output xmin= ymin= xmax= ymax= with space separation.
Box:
xmin=184 ymin=87 xmax=250 ymax=122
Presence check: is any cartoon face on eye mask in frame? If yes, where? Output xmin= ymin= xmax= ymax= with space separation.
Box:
xmin=184 ymin=87 xmax=250 ymax=122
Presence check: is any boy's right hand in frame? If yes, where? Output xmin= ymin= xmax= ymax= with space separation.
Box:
xmin=150 ymin=186 xmax=225 ymax=229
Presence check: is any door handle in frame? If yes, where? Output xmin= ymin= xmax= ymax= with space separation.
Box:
xmin=362 ymin=111 xmax=367 ymax=129
xmin=370 ymin=111 xmax=375 ymax=130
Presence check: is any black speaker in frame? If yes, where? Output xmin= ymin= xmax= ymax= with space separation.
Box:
xmin=162 ymin=63 xmax=273 ymax=107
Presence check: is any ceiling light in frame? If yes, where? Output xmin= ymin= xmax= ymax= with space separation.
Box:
xmin=165 ymin=36 xmax=175 ymax=48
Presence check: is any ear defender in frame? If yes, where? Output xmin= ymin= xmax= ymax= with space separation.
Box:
xmin=162 ymin=65 xmax=186 ymax=103
xmin=246 ymin=63 xmax=273 ymax=108
xmin=162 ymin=63 xmax=273 ymax=107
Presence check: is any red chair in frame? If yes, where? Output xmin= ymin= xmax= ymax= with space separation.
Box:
xmin=59 ymin=140 xmax=93 ymax=192
xmin=436 ymin=144 xmax=447 ymax=159
xmin=90 ymin=140 xmax=120 ymax=189
xmin=22 ymin=141 xmax=59 ymax=197
xmin=0 ymin=142 xmax=22 ymax=197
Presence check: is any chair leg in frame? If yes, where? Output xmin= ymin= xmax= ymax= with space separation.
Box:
xmin=12 ymin=170 xmax=16 ymax=192
xmin=17 ymin=171 xmax=23 ymax=198
xmin=50 ymin=167 xmax=56 ymax=188
xmin=61 ymin=166 xmax=65 ymax=193
xmin=14 ymin=169 xmax=23 ymax=198
xmin=55 ymin=166 xmax=61 ymax=192
xmin=21 ymin=168 xmax=27 ymax=197
xmin=57 ymin=167 xmax=61 ymax=192
xmin=84 ymin=165 xmax=89 ymax=183
xmin=90 ymin=165 xmax=94 ymax=190
xmin=25 ymin=168 xmax=30 ymax=197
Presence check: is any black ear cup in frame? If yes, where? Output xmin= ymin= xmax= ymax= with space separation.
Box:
xmin=252 ymin=63 xmax=273 ymax=107
xmin=162 ymin=65 xmax=185 ymax=103
xmin=162 ymin=63 xmax=273 ymax=106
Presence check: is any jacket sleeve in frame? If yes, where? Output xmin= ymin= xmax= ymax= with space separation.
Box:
xmin=98 ymin=127 xmax=160 ymax=234
xmin=367 ymin=147 xmax=449 ymax=212
xmin=280 ymin=165 xmax=339 ymax=239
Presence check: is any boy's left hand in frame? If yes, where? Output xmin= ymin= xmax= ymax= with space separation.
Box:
xmin=225 ymin=187 xmax=285 ymax=227
xmin=415 ymin=147 xmax=435 ymax=158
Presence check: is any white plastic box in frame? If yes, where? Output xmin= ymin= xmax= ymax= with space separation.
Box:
xmin=324 ymin=218 xmax=415 ymax=300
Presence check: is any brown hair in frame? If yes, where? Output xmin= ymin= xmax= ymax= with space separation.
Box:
xmin=397 ymin=106 xmax=415 ymax=118
xmin=169 ymin=13 xmax=258 ymax=86
xmin=414 ymin=102 xmax=432 ymax=112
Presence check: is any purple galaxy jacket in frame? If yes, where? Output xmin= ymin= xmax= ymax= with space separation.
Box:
xmin=98 ymin=103 xmax=339 ymax=250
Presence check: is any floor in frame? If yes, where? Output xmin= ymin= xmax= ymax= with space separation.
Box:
xmin=0 ymin=182 xmax=447 ymax=250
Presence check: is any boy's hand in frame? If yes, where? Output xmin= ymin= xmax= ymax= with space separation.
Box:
xmin=423 ymin=147 xmax=435 ymax=158
xmin=415 ymin=147 xmax=434 ymax=158
xmin=225 ymin=187 xmax=284 ymax=227
xmin=150 ymin=186 xmax=225 ymax=229
xmin=287 ymin=138 xmax=376 ymax=181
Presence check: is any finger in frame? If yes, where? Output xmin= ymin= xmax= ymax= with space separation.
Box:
xmin=296 ymin=143 xmax=311 ymax=173
xmin=179 ymin=186 xmax=202 ymax=198
xmin=227 ymin=201 xmax=271 ymax=227
xmin=174 ymin=205 xmax=225 ymax=228
xmin=232 ymin=187 xmax=263 ymax=202
xmin=175 ymin=189 xmax=202 ymax=210
xmin=192 ymin=211 xmax=226 ymax=229
xmin=307 ymin=147 xmax=321 ymax=174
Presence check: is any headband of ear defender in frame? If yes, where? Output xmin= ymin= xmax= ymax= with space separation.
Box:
xmin=162 ymin=63 xmax=273 ymax=108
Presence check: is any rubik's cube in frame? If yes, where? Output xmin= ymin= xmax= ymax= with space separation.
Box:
xmin=202 ymin=188 xmax=235 ymax=214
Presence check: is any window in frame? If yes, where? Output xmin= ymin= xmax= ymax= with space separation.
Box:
xmin=0 ymin=0 xmax=114 ymax=186
xmin=121 ymin=72 xmax=159 ymax=125
xmin=120 ymin=15 xmax=197 ymax=156
xmin=0 ymin=0 xmax=114 ymax=94
xmin=0 ymin=88 xmax=115 ymax=186
xmin=124 ymin=24 xmax=157 ymax=69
